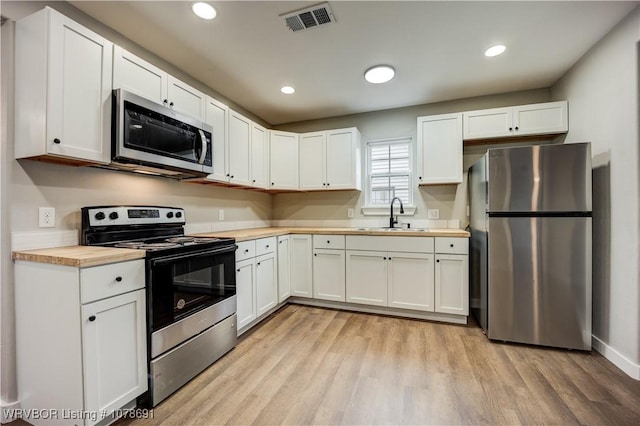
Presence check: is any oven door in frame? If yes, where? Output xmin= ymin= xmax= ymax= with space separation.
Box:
xmin=148 ymin=244 xmax=236 ymax=332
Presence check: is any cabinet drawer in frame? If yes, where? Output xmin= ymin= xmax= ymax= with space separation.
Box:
xmin=81 ymin=260 xmax=145 ymax=304
xmin=236 ymin=240 xmax=256 ymax=261
xmin=313 ymin=235 xmax=346 ymax=250
xmin=435 ymin=237 xmax=469 ymax=255
xmin=255 ymin=237 xmax=276 ymax=256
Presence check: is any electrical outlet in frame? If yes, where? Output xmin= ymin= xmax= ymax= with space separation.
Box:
xmin=218 ymin=209 xmax=224 ymax=221
xmin=39 ymin=207 xmax=55 ymax=228
xmin=427 ymin=208 xmax=440 ymax=220
xmin=347 ymin=208 xmax=354 ymax=218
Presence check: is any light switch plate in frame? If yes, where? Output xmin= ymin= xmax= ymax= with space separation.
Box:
xmin=347 ymin=208 xmax=354 ymax=218
xmin=427 ymin=208 xmax=440 ymax=219
xmin=218 ymin=209 xmax=224 ymax=221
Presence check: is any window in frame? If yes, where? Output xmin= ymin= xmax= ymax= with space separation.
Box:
xmin=366 ymin=138 xmax=412 ymax=207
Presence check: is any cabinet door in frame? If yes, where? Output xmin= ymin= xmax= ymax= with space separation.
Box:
xmin=299 ymin=132 xmax=326 ymax=190
xmin=313 ymin=249 xmax=346 ymax=302
xmin=205 ymin=97 xmax=229 ymax=183
xmin=388 ymin=252 xmax=435 ymax=312
xmin=435 ymin=254 xmax=469 ymax=315
xmin=112 ymin=46 xmax=168 ymax=104
xmin=269 ymin=131 xmax=299 ymax=190
xmin=417 ymin=113 xmax=463 ymax=185
xmin=81 ymin=290 xmax=147 ymax=424
xmin=256 ymin=253 xmax=277 ymax=317
xmin=250 ymin=123 xmax=269 ymax=188
xmin=277 ymin=236 xmax=291 ymax=302
xmin=513 ymin=101 xmax=568 ymax=136
xmin=326 ymin=128 xmax=360 ymax=190
xmin=346 ymin=250 xmax=388 ymax=306
xmin=48 ymin=10 xmax=113 ymax=164
xmin=290 ymin=235 xmax=313 ymax=298
xmin=236 ymin=259 xmax=256 ymax=330
xmin=462 ymin=107 xmax=512 ymax=140
xmin=228 ymin=110 xmax=252 ymax=186
xmin=167 ymin=75 xmax=206 ymax=121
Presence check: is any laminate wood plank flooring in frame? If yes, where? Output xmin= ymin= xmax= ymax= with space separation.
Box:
xmin=117 ymin=304 xmax=640 ymax=426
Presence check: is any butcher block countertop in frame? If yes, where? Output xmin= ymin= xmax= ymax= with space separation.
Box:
xmin=12 ymin=245 xmax=146 ymax=268
xmin=194 ymin=227 xmax=470 ymax=242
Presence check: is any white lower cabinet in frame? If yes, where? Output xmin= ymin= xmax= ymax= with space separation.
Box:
xmin=346 ymin=250 xmax=388 ymax=306
xmin=256 ymin=252 xmax=277 ymax=316
xmin=277 ymin=235 xmax=291 ymax=302
xmin=388 ymin=252 xmax=435 ymax=311
xmin=434 ymin=237 xmax=469 ymax=315
xmin=14 ymin=259 xmax=147 ymax=426
xmin=313 ymin=251 xmax=346 ymax=302
xmin=345 ymin=236 xmax=468 ymax=319
xmin=290 ymin=234 xmax=313 ymax=298
xmin=235 ymin=237 xmax=278 ymax=334
xmin=235 ymin=258 xmax=256 ymax=330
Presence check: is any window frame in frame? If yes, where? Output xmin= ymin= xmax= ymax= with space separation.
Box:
xmin=363 ymin=137 xmax=415 ymax=215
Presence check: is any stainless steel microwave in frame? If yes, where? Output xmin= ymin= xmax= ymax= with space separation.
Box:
xmin=111 ymin=89 xmax=213 ymax=179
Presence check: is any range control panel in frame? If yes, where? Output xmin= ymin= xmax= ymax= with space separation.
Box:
xmin=85 ymin=206 xmax=186 ymax=227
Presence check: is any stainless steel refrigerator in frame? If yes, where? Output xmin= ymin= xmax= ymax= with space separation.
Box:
xmin=469 ymin=143 xmax=592 ymax=350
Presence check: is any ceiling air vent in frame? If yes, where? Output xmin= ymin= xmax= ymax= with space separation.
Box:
xmin=281 ymin=2 xmax=336 ymax=32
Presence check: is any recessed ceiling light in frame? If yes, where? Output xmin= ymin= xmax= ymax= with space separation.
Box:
xmin=192 ymin=2 xmax=217 ymax=20
xmin=485 ymin=44 xmax=506 ymax=57
xmin=281 ymin=86 xmax=295 ymax=95
xmin=364 ymin=65 xmax=395 ymax=84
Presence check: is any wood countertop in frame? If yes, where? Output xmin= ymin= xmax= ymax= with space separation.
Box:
xmin=12 ymin=228 xmax=469 ymax=266
xmin=194 ymin=227 xmax=470 ymax=242
xmin=12 ymin=245 xmax=146 ymax=268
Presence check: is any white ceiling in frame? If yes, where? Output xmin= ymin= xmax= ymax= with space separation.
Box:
xmin=68 ymin=1 xmax=637 ymax=125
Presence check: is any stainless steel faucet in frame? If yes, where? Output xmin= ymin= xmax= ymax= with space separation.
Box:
xmin=389 ymin=197 xmax=404 ymax=228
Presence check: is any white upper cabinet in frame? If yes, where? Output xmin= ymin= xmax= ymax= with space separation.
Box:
xmin=204 ymin=96 xmax=229 ymax=183
xmin=417 ymin=113 xmax=463 ymax=185
xmin=300 ymin=128 xmax=362 ymax=191
xmin=463 ymin=101 xmax=568 ymax=140
xmin=113 ymin=46 xmax=206 ymax=121
xmin=227 ymin=110 xmax=252 ymax=186
xmin=15 ymin=7 xmax=113 ymax=164
xmin=269 ymin=130 xmax=299 ymax=190
xmin=250 ymin=123 xmax=269 ymax=189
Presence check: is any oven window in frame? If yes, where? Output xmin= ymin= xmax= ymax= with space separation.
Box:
xmin=151 ymin=248 xmax=236 ymax=331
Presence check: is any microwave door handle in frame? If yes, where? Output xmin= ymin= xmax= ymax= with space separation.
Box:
xmin=197 ymin=129 xmax=207 ymax=165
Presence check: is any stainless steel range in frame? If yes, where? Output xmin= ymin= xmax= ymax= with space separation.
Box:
xmin=81 ymin=206 xmax=238 ymax=407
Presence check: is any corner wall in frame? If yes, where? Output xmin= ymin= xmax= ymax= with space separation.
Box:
xmin=551 ymin=6 xmax=640 ymax=379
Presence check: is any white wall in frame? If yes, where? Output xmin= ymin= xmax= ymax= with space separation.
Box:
xmin=551 ymin=6 xmax=640 ymax=379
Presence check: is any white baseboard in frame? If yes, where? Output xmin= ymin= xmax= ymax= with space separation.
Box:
xmin=592 ymin=335 xmax=640 ymax=380
xmin=1 ymin=399 xmax=20 ymax=424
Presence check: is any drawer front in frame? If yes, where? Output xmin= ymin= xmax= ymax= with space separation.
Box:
xmin=236 ymin=240 xmax=256 ymax=261
xmin=435 ymin=237 xmax=469 ymax=255
xmin=255 ymin=237 xmax=276 ymax=256
xmin=346 ymin=235 xmax=434 ymax=253
xmin=313 ymin=234 xmax=346 ymax=250
xmin=81 ymin=259 xmax=145 ymax=304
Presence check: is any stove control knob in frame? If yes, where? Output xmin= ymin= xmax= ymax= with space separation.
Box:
xmin=109 ymin=212 xmax=119 ymax=220
xmin=176 ymin=212 xmax=183 ymax=218
xmin=94 ymin=212 xmax=106 ymax=220
xmin=167 ymin=212 xmax=174 ymax=219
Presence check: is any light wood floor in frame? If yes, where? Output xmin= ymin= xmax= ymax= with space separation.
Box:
xmin=118 ymin=304 xmax=640 ymax=425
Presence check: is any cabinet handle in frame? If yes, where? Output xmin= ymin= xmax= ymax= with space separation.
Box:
xmin=327 ymin=183 xmax=330 ymax=187
xmin=388 ymin=257 xmax=392 ymax=260
xmin=509 ymin=127 xmax=513 ymax=131
xmin=237 ymin=269 xmax=240 ymax=272
xmin=231 ymin=175 xmax=234 ymax=179
xmin=163 ymin=99 xmax=168 ymax=104
xmin=266 ymin=245 xmax=270 ymax=248
xmin=314 ymin=253 xmax=317 ymax=256
xmin=244 ymin=249 xmax=249 ymax=253
xmin=419 ymin=176 xmax=422 ymax=180
xmin=515 ymin=126 xmax=519 ymax=131
xmin=53 ymin=138 xmax=61 ymax=144
xmin=271 ymin=182 xmax=275 ymax=186
xmin=437 ymin=259 xmax=440 ymax=263
xmin=450 ymin=244 xmax=454 ymax=248
xmin=327 ymin=240 xmax=330 ymax=244
xmin=88 ymin=315 xmax=96 ymax=322
xmin=257 ymin=262 xmax=261 ymax=266
xmin=169 ymin=101 xmax=174 ymax=107
xmin=252 ymin=179 xmax=256 ymax=183
xmin=383 ymin=257 xmax=387 ymax=260
xmin=226 ymin=173 xmax=230 ymax=177
xmin=115 ymin=276 xmax=123 ymax=282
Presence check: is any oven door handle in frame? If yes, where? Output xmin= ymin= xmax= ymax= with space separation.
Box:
xmin=150 ymin=244 xmax=238 ymax=266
